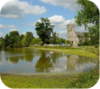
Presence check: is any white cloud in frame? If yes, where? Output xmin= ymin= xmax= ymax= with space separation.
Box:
xmin=7 ymin=25 xmax=17 ymax=28
xmin=48 ymin=15 xmax=75 ymax=29
xmin=58 ymin=30 xmax=67 ymax=39
xmin=27 ymin=15 xmax=75 ymax=29
xmin=58 ymin=30 xmax=66 ymax=34
xmin=21 ymin=32 xmax=26 ymax=35
xmin=49 ymin=15 xmax=65 ymax=23
xmin=0 ymin=24 xmax=17 ymax=29
xmin=9 ymin=29 xmax=18 ymax=31
xmin=26 ymin=22 xmax=36 ymax=27
xmin=0 ymin=0 xmax=47 ymax=18
xmin=41 ymin=0 xmax=81 ymax=11
xmin=0 ymin=24 xmax=6 ymax=29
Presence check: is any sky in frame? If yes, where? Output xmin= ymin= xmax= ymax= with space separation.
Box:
xmin=0 ymin=0 xmax=87 ymax=39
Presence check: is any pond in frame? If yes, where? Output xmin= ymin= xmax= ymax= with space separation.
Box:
xmin=0 ymin=48 xmax=98 ymax=74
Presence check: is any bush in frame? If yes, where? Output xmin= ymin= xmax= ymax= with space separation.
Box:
xmin=39 ymin=41 xmax=43 ymax=45
xmin=30 ymin=38 xmax=43 ymax=45
xmin=65 ymin=40 xmax=72 ymax=46
xmin=95 ymin=44 xmax=99 ymax=48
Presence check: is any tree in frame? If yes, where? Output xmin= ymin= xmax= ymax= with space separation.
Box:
xmin=84 ymin=32 xmax=89 ymax=41
xmin=20 ymin=34 xmax=24 ymax=40
xmin=22 ymin=34 xmax=28 ymax=47
xmin=0 ymin=38 xmax=3 ymax=49
xmin=26 ymin=32 xmax=34 ymax=46
xmin=4 ymin=34 xmax=9 ymax=47
xmin=50 ymin=32 xmax=58 ymax=44
xmin=9 ymin=31 xmax=19 ymax=37
xmin=35 ymin=18 xmax=54 ymax=44
xmin=9 ymin=31 xmax=19 ymax=47
xmin=75 ymin=0 xmax=99 ymax=45
xmin=55 ymin=37 xmax=65 ymax=44
xmin=30 ymin=38 xmax=43 ymax=45
xmin=17 ymin=36 xmax=22 ymax=47
xmin=89 ymin=25 xmax=99 ymax=45
xmin=75 ymin=0 xmax=99 ymax=27
xmin=65 ymin=40 xmax=72 ymax=45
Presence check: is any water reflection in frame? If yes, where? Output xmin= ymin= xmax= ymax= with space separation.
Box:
xmin=35 ymin=51 xmax=53 ymax=72
xmin=3 ymin=48 xmax=37 ymax=63
xmin=67 ymin=55 xmax=78 ymax=70
xmin=0 ymin=57 xmax=1 ymax=62
xmin=35 ymin=51 xmax=63 ymax=72
xmin=67 ymin=55 xmax=97 ymax=71
xmin=0 ymin=51 xmax=2 ymax=62
xmin=0 ymin=48 xmax=98 ymax=74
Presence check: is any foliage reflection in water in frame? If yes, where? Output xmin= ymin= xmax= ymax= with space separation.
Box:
xmin=0 ymin=48 xmax=98 ymax=74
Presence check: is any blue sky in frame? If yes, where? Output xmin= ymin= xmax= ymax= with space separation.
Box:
xmin=0 ymin=0 xmax=86 ymax=39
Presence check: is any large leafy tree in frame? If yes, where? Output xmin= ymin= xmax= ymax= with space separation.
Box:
xmin=4 ymin=31 xmax=24 ymax=48
xmin=35 ymin=18 xmax=54 ymax=44
xmin=9 ymin=31 xmax=19 ymax=47
xmin=75 ymin=0 xmax=99 ymax=27
xmin=26 ymin=32 xmax=34 ymax=46
xmin=4 ymin=34 xmax=9 ymax=47
xmin=75 ymin=0 xmax=99 ymax=45
xmin=89 ymin=25 xmax=99 ymax=45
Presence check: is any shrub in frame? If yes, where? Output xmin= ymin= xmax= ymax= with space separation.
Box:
xmin=39 ymin=41 xmax=43 ymax=45
xmin=95 ymin=44 xmax=99 ymax=48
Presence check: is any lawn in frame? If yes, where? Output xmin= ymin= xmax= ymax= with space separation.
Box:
xmin=28 ymin=46 xmax=98 ymax=58
xmin=1 ymin=67 xmax=99 ymax=88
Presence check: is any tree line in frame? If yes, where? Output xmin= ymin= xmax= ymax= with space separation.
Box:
xmin=3 ymin=31 xmax=34 ymax=48
xmin=0 ymin=31 xmax=66 ymax=48
xmin=0 ymin=18 xmax=67 ymax=48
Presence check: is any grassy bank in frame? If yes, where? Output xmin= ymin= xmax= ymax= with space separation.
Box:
xmin=28 ymin=46 xmax=98 ymax=58
xmin=1 ymin=67 xmax=99 ymax=88
xmin=80 ymin=46 xmax=99 ymax=55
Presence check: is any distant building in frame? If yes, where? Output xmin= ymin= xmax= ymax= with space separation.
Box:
xmin=67 ymin=24 xmax=86 ymax=47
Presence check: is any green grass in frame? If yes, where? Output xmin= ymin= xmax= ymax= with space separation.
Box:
xmin=80 ymin=46 xmax=99 ymax=55
xmin=1 ymin=67 xmax=99 ymax=88
xmin=28 ymin=46 xmax=98 ymax=58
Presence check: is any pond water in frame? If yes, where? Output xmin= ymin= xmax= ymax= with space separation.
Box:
xmin=0 ymin=48 xmax=98 ymax=74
